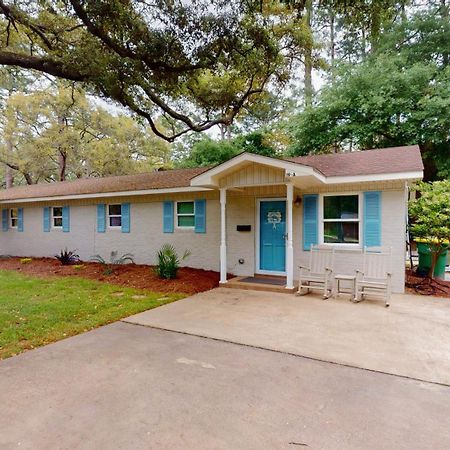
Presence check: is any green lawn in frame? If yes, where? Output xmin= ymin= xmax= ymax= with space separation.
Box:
xmin=0 ymin=270 xmax=184 ymax=359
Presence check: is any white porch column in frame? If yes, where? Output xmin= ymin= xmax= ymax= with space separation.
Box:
xmin=220 ymin=188 xmax=227 ymax=284
xmin=286 ymin=183 xmax=294 ymax=289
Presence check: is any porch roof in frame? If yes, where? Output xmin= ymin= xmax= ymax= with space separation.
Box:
xmin=0 ymin=145 xmax=423 ymax=203
xmin=190 ymin=145 xmax=423 ymax=188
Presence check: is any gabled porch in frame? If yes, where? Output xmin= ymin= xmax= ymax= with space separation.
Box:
xmin=190 ymin=152 xmax=325 ymax=291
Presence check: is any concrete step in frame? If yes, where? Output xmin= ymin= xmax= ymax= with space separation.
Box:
xmin=221 ymin=276 xmax=297 ymax=294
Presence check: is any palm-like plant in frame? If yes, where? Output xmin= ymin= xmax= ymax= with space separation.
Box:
xmin=55 ymin=248 xmax=80 ymax=266
xmin=90 ymin=251 xmax=134 ymax=275
xmin=155 ymin=244 xmax=190 ymax=280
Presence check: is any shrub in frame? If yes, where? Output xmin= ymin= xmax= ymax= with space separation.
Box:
xmin=409 ymin=180 xmax=450 ymax=279
xmin=155 ymin=244 xmax=190 ymax=280
xmin=90 ymin=251 xmax=134 ymax=275
xmin=55 ymin=248 xmax=80 ymax=266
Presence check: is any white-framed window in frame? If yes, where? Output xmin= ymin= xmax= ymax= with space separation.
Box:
xmin=176 ymin=201 xmax=195 ymax=228
xmin=52 ymin=207 xmax=63 ymax=228
xmin=321 ymin=193 xmax=361 ymax=245
xmin=9 ymin=208 xmax=18 ymax=228
xmin=108 ymin=204 xmax=122 ymax=228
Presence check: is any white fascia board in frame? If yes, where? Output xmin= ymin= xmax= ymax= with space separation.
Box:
xmin=323 ymin=171 xmax=424 ymax=184
xmin=0 ymin=186 xmax=212 ymax=204
xmin=190 ymin=152 xmax=322 ymax=186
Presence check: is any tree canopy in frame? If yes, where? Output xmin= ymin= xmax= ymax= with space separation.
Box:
xmin=0 ymin=0 xmax=312 ymax=141
xmin=177 ymin=130 xmax=281 ymax=168
xmin=287 ymin=5 xmax=450 ymax=180
xmin=0 ymin=85 xmax=170 ymax=185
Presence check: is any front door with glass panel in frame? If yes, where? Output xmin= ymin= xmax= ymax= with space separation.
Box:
xmin=259 ymin=200 xmax=286 ymax=273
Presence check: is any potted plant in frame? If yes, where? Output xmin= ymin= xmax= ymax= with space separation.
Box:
xmin=409 ymin=181 xmax=450 ymax=279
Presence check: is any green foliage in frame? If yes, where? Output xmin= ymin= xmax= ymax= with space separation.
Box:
xmin=409 ymin=181 xmax=450 ymax=278
xmin=0 ymin=1 xmax=310 ymax=141
xmin=180 ymin=137 xmax=239 ymax=168
xmin=178 ymin=130 xmax=281 ymax=167
xmin=0 ymin=84 xmax=171 ymax=185
xmin=55 ymin=248 xmax=80 ymax=266
xmin=90 ymin=251 xmax=134 ymax=275
xmin=155 ymin=244 xmax=191 ymax=280
xmin=0 ymin=270 xmax=182 ymax=359
xmin=287 ymin=7 xmax=450 ymax=180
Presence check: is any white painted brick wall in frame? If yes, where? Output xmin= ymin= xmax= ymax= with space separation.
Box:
xmin=0 ymin=188 xmax=406 ymax=292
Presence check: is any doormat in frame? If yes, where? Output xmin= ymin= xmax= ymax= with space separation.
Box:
xmin=240 ymin=277 xmax=286 ymax=286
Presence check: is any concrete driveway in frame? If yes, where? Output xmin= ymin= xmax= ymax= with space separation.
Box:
xmin=124 ymin=288 xmax=450 ymax=385
xmin=1 ymin=322 xmax=450 ymax=450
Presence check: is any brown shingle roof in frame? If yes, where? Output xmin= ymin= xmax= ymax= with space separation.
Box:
xmin=286 ymin=145 xmax=423 ymax=177
xmin=0 ymin=167 xmax=209 ymax=201
xmin=0 ymin=145 xmax=423 ymax=202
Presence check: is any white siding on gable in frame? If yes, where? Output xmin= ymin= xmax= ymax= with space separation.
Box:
xmin=219 ymin=163 xmax=285 ymax=188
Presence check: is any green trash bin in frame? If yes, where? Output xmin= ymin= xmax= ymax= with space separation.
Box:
xmin=416 ymin=241 xmax=448 ymax=278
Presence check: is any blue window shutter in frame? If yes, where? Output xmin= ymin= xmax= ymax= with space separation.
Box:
xmin=43 ymin=207 xmax=50 ymax=232
xmin=97 ymin=204 xmax=106 ymax=233
xmin=2 ymin=209 xmax=8 ymax=232
xmin=121 ymin=203 xmax=130 ymax=233
xmin=163 ymin=201 xmax=174 ymax=233
xmin=62 ymin=206 xmax=70 ymax=232
xmin=194 ymin=199 xmax=206 ymax=233
xmin=363 ymin=191 xmax=381 ymax=247
xmin=18 ymin=208 xmax=24 ymax=232
xmin=303 ymin=194 xmax=318 ymax=251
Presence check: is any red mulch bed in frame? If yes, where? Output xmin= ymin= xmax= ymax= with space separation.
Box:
xmin=406 ymin=269 xmax=450 ymax=297
xmin=0 ymin=257 xmax=220 ymax=294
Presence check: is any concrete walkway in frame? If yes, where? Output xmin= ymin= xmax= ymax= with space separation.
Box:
xmin=1 ymin=322 xmax=450 ymax=449
xmin=124 ymin=288 xmax=450 ymax=385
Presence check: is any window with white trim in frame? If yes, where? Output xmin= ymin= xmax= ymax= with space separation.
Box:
xmin=176 ymin=201 xmax=195 ymax=228
xmin=108 ymin=204 xmax=122 ymax=227
xmin=322 ymin=194 xmax=360 ymax=244
xmin=52 ymin=207 xmax=63 ymax=228
xmin=9 ymin=208 xmax=18 ymax=228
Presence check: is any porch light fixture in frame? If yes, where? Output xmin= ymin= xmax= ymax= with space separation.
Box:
xmin=294 ymin=196 xmax=302 ymax=208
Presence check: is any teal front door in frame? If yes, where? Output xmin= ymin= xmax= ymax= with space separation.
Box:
xmin=259 ymin=200 xmax=286 ymax=272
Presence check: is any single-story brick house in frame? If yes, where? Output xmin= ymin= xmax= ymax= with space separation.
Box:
xmin=0 ymin=145 xmax=423 ymax=293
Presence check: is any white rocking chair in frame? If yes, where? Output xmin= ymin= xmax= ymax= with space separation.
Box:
xmin=355 ymin=247 xmax=392 ymax=307
xmin=297 ymin=245 xmax=335 ymax=299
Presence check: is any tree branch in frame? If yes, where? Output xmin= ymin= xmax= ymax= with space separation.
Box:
xmin=0 ymin=51 xmax=87 ymax=82
xmin=0 ymin=1 xmax=54 ymax=50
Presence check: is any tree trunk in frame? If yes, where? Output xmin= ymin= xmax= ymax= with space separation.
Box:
xmin=226 ymin=124 xmax=232 ymax=141
xmin=369 ymin=4 xmax=381 ymax=53
xmin=441 ymin=0 xmax=449 ymax=66
xmin=57 ymin=114 xmax=67 ymax=181
xmin=23 ymin=172 xmax=33 ymax=185
xmin=58 ymin=151 xmax=67 ymax=182
xmin=329 ymin=6 xmax=336 ymax=84
xmin=428 ymin=248 xmax=441 ymax=279
xmin=304 ymin=0 xmax=313 ymax=107
xmin=4 ymin=138 xmax=14 ymax=188
xmin=219 ymin=123 xmax=226 ymax=141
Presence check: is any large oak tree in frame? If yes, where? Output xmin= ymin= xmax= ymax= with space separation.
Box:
xmin=0 ymin=0 xmax=311 ymax=141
